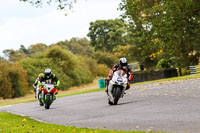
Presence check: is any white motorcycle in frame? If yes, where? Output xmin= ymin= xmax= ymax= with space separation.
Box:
xmin=35 ymin=85 xmax=43 ymax=106
xmin=107 ymin=70 xmax=128 ymax=105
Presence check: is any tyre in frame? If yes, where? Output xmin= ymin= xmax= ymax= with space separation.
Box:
xmin=45 ymin=95 xmax=51 ymax=109
xmin=113 ymin=86 xmax=122 ymax=105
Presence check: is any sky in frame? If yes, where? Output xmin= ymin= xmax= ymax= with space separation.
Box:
xmin=0 ymin=0 xmax=122 ymax=55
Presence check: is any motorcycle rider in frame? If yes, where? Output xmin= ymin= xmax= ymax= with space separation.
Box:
xmin=38 ymin=68 xmax=60 ymax=96
xmin=105 ymin=57 xmax=133 ymax=92
xmin=33 ymin=73 xmax=44 ymax=98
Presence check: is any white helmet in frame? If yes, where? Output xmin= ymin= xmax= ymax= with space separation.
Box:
xmin=119 ymin=58 xmax=127 ymax=69
xmin=44 ymin=68 xmax=51 ymax=78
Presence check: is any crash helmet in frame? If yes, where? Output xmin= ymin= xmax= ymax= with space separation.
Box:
xmin=44 ymin=68 xmax=52 ymax=78
xmin=119 ymin=57 xmax=127 ymax=69
xmin=38 ymin=73 xmax=43 ymax=78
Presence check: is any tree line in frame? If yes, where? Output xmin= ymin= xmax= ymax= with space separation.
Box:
xmin=0 ymin=38 xmax=119 ymax=99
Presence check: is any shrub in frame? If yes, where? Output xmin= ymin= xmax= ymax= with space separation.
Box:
xmin=93 ymin=51 xmax=118 ymax=68
xmin=18 ymin=46 xmax=94 ymax=91
xmin=96 ymin=64 xmax=110 ymax=77
xmin=8 ymin=64 xmax=29 ymax=98
xmin=0 ymin=62 xmax=29 ymax=99
xmin=78 ymin=56 xmax=98 ymax=77
xmin=156 ymin=58 xmax=175 ymax=69
xmin=0 ymin=63 xmax=13 ymax=99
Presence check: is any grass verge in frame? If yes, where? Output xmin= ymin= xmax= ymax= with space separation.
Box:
xmin=0 ymin=112 xmax=159 ymax=133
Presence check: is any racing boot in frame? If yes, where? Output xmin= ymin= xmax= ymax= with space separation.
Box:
xmin=105 ymin=79 xmax=110 ymax=92
xmin=53 ymin=94 xmax=56 ymax=100
xmin=123 ymin=83 xmax=130 ymax=96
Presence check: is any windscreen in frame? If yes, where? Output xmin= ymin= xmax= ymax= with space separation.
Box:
xmin=115 ymin=70 xmax=126 ymax=77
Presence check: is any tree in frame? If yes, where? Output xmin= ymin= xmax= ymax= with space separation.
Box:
xmin=20 ymin=45 xmax=30 ymax=56
xmin=18 ymin=46 xmax=94 ymax=90
xmin=119 ymin=0 xmax=200 ymax=68
xmin=3 ymin=49 xmax=27 ymax=62
xmin=119 ymin=0 xmax=163 ymax=68
xmin=54 ymin=38 xmax=94 ymax=56
xmin=0 ymin=61 xmax=29 ymax=99
xmin=67 ymin=37 xmax=93 ymax=56
xmin=28 ymin=43 xmax=48 ymax=55
xmin=20 ymin=0 xmax=77 ymax=10
xmin=87 ymin=19 xmax=130 ymax=52
xmin=151 ymin=0 xmax=200 ymax=67
xmin=93 ymin=51 xmax=118 ymax=68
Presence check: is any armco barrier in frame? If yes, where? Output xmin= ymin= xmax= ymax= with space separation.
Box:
xmin=189 ymin=65 xmax=200 ymax=74
xmin=130 ymin=68 xmax=178 ymax=84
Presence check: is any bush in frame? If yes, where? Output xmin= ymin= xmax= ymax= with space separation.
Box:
xmin=78 ymin=56 xmax=98 ymax=77
xmin=0 ymin=62 xmax=29 ymax=99
xmin=96 ymin=64 xmax=110 ymax=77
xmin=18 ymin=46 xmax=94 ymax=91
xmin=0 ymin=63 xmax=13 ymax=99
xmin=93 ymin=51 xmax=118 ymax=68
xmin=8 ymin=64 xmax=29 ymax=98
xmin=181 ymin=67 xmax=190 ymax=76
xmin=156 ymin=58 xmax=175 ymax=69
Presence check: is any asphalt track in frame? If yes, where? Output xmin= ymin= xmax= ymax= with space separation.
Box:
xmin=1 ymin=78 xmax=200 ymax=133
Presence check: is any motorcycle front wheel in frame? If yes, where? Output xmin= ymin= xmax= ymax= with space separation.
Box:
xmin=113 ymin=86 xmax=122 ymax=105
xmin=45 ymin=94 xmax=51 ymax=109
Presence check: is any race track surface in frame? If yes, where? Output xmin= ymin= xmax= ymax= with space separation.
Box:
xmin=1 ymin=79 xmax=200 ymax=133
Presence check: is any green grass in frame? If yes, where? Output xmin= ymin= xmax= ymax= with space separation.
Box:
xmin=0 ymin=112 xmax=158 ymax=133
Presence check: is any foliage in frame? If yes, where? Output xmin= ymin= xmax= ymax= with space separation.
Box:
xmin=20 ymin=0 xmax=77 ymax=10
xmin=28 ymin=43 xmax=48 ymax=55
xmin=87 ymin=19 xmax=130 ymax=52
xmin=18 ymin=46 xmax=93 ymax=90
xmin=119 ymin=0 xmax=200 ymax=68
xmin=156 ymin=58 xmax=175 ymax=69
xmin=78 ymin=56 xmax=98 ymax=76
xmin=0 ymin=61 xmax=29 ymax=99
xmin=20 ymin=45 xmax=30 ymax=56
xmin=3 ymin=37 xmax=93 ymax=62
xmin=113 ymin=45 xmax=134 ymax=62
xmin=3 ymin=49 xmax=28 ymax=62
xmin=181 ymin=67 xmax=191 ymax=76
xmin=93 ymin=51 xmax=118 ymax=68
xmin=54 ymin=37 xmax=94 ymax=56
xmin=96 ymin=64 xmax=110 ymax=77
xmin=152 ymin=0 xmax=200 ymax=67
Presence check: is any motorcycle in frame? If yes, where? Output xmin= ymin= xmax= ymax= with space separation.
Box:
xmin=40 ymin=83 xmax=57 ymax=109
xmin=35 ymin=85 xmax=44 ymax=106
xmin=107 ymin=70 xmax=128 ymax=105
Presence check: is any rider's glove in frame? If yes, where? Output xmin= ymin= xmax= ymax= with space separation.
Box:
xmin=55 ymin=85 xmax=60 ymax=90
